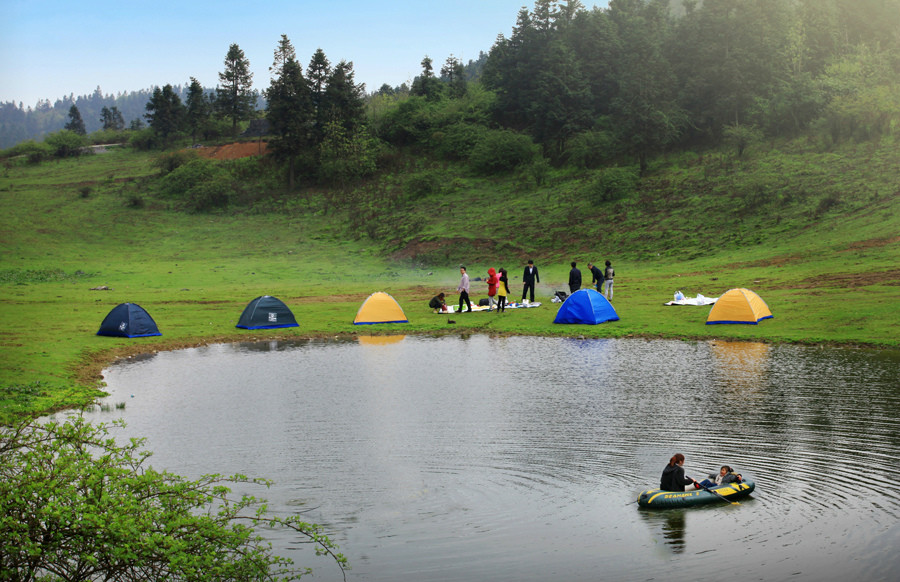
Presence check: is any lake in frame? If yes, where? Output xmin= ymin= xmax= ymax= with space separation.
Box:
xmin=88 ymin=335 xmax=900 ymax=581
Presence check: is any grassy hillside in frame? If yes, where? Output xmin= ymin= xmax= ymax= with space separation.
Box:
xmin=1 ymin=139 xmax=898 ymax=421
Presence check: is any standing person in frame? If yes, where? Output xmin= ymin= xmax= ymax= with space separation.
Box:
xmin=497 ymin=268 xmax=509 ymax=313
xmin=568 ymin=261 xmax=582 ymax=294
xmin=457 ymin=266 xmax=472 ymax=313
xmin=603 ymin=259 xmax=615 ymax=300
xmin=660 ymin=453 xmax=699 ymax=492
xmin=588 ymin=262 xmax=604 ymax=292
xmin=486 ymin=267 xmax=499 ymax=310
xmin=522 ymin=259 xmax=540 ymax=303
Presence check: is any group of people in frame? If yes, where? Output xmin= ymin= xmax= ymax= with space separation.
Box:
xmin=449 ymin=265 xmax=514 ymax=313
xmin=568 ymin=260 xmax=615 ymax=300
xmin=430 ymin=258 xmax=615 ymax=314
xmin=660 ymin=453 xmax=743 ymax=491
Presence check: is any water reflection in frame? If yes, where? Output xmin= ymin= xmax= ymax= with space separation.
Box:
xmin=92 ymin=336 xmax=900 ymax=582
xmin=358 ymin=335 xmax=406 ymax=346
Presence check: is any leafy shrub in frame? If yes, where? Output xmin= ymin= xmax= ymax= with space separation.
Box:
xmin=44 ymin=130 xmax=87 ymax=158
xmin=89 ymin=128 xmax=129 ymax=145
xmin=0 ymin=417 xmax=347 ymax=580
xmin=434 ymin=122 xmax=488 ymax=160
xmin=159 ymin=158 xmax=232 ymax=212
xmin=566 ymin=130 xmax=619 ymax=169
xmin=152 ymin=150 xmax=198 ymax=175
xmin=405 ymin=170 xmax=445 ymax=200
xmin=585 ymin=166 xmax=640 ymax=205
xmin=0 ymin=140 xmax=52 ymax=163
xmin=128 ymin=128 xmax=158 ymax=151
xmin=468 ymin=129 xmax=538 ymax=174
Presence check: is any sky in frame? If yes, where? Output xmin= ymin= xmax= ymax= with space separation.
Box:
xmin=1 ymin=0 xmax=608 ymax=108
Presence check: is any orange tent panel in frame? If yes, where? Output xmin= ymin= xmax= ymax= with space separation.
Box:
xmin=353 ymin=292 xmax=408 ymax=325
xmin=706 ymin=288 xmax=773 ymax=325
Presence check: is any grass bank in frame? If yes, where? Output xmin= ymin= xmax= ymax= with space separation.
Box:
xmin=1 ymin=143 xmax=898 ymax=422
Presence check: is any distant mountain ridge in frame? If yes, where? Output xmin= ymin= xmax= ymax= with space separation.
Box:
xmin=0 ymin=85 xmax=193 ymax=149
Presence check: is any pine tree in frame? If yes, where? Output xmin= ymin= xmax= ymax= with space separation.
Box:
xmin=185 ymin=77 xmax=211 ymax=142
xmin=145 ymin=84 xmax=186 ymax=142
xmin=64 ymin=105 xmax=86 ymax=135
xmin=216 ymin=43 xmax=255 ymax=136
xmin=266 ymin=45 xmax=314 ymax=189
xmin=307 ymin=48 xmax=332 ymax=143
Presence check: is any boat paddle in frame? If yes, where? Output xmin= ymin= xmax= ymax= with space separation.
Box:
xmin=696 ymin=481 xmax=740 ymax=505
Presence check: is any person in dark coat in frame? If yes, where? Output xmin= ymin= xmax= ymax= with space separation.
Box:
xmin=428 ymin=292 xmax=446 ymax=312
xmin=660 ymin=453 xmax=699 ymax=491
xmin=568 ymin=261 xmax=582 ymax=294
xmin=588 ymin=262 xmax=604 ymax=292
xmin=521 ymin=260 xmax=540 ymax=303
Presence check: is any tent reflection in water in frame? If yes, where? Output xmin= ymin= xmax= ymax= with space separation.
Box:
xmin=353 ymin=292 xmax=408 ymax=325
xmin=553 ymin=289 xmax=619 ymax=324
xmin=96 ymin=303 xmax=162 ymax=338
xmin=235 ymin=295 xmax=299 ymax=329
xmin=706 ymin=288 xmax=773 ymax=325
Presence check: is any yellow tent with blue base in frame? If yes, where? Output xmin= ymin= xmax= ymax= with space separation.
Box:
xmin=353 ymin=292 xmax=408 ymax=325
xmin=706 ymin=288 xmax=773 ymax=325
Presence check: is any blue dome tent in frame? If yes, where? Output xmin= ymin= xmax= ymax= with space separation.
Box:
xmin=96 ymin=303 xmax=162 ymax=338
xmin=235 ymin=295 xmax=299 ymax=329
xmin=553 ymin=289 xmax=619 ymax=325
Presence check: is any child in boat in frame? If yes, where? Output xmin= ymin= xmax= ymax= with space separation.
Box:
xmin=697 ymin=465 xmax=742 ymax=488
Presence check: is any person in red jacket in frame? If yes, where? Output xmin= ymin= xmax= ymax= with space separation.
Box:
xmin=486 ymin=267 xmax=499 ymax=310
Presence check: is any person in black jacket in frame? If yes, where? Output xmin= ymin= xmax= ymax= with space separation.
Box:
xmin=428 ymin=292 xmax=446 ymax=312
xmin=660 ymin=453 xmax=699 ymax=491
xmin=568 ymin=261 xmax=582 ymax=294
xmin=588 ymin=262 xmax=604 ymax=292
xmin=521 ymin=260 xmax=540 ymax=303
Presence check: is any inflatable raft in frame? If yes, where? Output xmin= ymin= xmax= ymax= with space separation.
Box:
xmin=637 ymin=479 xmax=755 ymax=509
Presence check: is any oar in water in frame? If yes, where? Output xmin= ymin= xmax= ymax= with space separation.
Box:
xmin=696 ymin=481 xmax=740 ymax=505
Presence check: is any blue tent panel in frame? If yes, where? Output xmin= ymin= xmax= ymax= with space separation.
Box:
xmin=553 ymin=289 xmax=620 ymax=325
xmin=97 ymin=303 xmax=162 ymax=338
xmin=236 ymin=295 xmax=299 ymax=330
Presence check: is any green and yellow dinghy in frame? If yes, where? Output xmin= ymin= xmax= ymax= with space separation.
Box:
xmin=637 ymin=479 xmax=755 ymax=509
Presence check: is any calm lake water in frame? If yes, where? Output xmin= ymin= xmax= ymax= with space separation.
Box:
xmin=88 ymin=335 xmax=900 ymax=581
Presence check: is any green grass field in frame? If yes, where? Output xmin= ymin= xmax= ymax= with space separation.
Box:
xmin=1 ymin=142 xmax=898 ymax=422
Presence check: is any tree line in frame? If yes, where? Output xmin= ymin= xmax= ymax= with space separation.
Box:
xmin=4 ymin=0 xmax=899 ymax=181
xmin=479 ymin=0 xmax=900 ymax=172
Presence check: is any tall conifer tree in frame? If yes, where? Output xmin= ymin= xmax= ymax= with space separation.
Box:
xmin=216 ymin=43 xmax=255 ymax=136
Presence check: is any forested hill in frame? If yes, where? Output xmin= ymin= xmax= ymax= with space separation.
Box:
xmin=0 ymin=87 xmax=161 ymax=149
xmin=3 ymin=0 xmax=899 ymax=163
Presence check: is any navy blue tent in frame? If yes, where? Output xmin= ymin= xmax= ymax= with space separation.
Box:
xmin=553 ymin=289 xmax=619 ymax=324
xmin=96 ymin=303 xmax=162 ymax=338
xmin=236 ymin=295 xmax=298 ymax=329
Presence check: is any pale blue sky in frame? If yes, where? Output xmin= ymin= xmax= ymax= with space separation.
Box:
xmin=2 ymin=0 xmax=607 ymax=107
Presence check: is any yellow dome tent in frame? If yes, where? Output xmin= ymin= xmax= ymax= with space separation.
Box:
xmin=353 ymin=292 xmax=409 ymax=325
xmin=706 ymin=288 xmax=773 ymax=325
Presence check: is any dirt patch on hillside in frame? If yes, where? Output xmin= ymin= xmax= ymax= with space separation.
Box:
xmin=194 ymin=141 xmax=267 ymax=160
xmin=842 ymin=236 xmax=900 ymax=251
xmin=789 ymin=268 xmax=900 ymax=289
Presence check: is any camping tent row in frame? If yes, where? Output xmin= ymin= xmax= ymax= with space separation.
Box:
xmin=96 ymin=288 xmax=771 ymax=336
xmin=97 ymin=293 xmax=410 ymax=337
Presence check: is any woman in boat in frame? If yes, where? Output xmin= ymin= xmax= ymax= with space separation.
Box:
xmin=660 ymin=453 xmax=699 ymax=491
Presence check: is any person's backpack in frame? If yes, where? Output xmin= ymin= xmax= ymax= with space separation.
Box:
xmin=605 ymin=267 xmax=615 ymax=280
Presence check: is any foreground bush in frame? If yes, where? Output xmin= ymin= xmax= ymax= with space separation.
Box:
xmin=0 ymin=416 xmax=347 ymax=581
